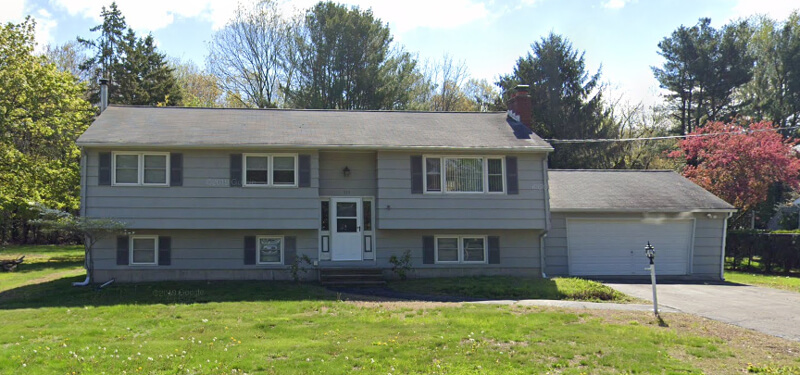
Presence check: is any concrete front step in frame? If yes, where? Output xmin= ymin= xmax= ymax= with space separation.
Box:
xmin=319 ymin=268 xmax=386 ymax=287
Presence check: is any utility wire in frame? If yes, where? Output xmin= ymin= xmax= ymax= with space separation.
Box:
xmin=545 ymin=125 xmax=800 ymax=144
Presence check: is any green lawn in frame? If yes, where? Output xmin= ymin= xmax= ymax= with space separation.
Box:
xmin=388 ymin=276 xmax=631 ymax=302
xmin=2 ymin=245 xmax=799 ymax=374
xmin=725 ymin=270 xmax=800 ymax=293
xmin=0 ymin=244 xmax=85 ymax=294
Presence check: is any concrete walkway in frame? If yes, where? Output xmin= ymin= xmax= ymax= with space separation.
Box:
xmin=469 ymin=299 xmax=679 ymax=312
xmin=606 ymin=282 xmax=800 ymax=341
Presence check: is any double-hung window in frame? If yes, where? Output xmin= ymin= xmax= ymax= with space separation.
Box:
xmin=113 ymin=152 xmax=169 ymax=186
xmin=424 ymin=156 xmax=504 ymax=193
xmin=243 ymin=154 xmax=297 ymax=187
xmin=130 ymin=235 xmax=158 ymax=265
xmin=435 ymin=236 xmax=487 ymax=264
xmin=257 ymin=236 xmax=283 ymax=264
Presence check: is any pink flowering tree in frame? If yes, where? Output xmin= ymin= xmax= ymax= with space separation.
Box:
xmin=669 ymin=121 xmax=800 ymax=218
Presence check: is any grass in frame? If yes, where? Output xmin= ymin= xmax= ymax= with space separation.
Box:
xmin=725 ymin=270 xmax=800 ymax=293
xmin=2 ymin=245 xmax=800 ymax=374
xmin=388 ymin=276 xmax=632 ymax=302
xmin=0 ymin=244 xmax=85 ymax=294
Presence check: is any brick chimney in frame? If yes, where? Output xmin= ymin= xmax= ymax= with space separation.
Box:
xmin=507 ymin=85 xmax=532 ymax=129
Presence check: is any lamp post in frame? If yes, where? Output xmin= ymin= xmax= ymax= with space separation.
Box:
xmin=645 ymin=241 xmax=659 ymax=316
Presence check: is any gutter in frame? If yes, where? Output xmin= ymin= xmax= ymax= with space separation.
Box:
xmin=540 ymin=157 xmax=551 ymax=278
xmin=74 ymin=143 xmax=555 ymax=153
xmin=720 ymin=211 xmax=733 ymax=281
xmin=74 ymin=147 xmax=92 ymax=287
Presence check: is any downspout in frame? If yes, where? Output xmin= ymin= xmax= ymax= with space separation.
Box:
xmin=540 ymin=157 xmax=551 ymax=278
xmin=719 ymin=212 xmax=733 ymax=281
xmin=73 ymin=148 xmax=91 ymax=287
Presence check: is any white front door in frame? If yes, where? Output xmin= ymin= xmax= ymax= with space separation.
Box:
xmin=331 ymin=197 xmax=363 ymax=261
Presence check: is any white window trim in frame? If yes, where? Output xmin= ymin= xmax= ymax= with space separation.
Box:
xmin=256 ymin=235 xmax=285 ymax=265
xmin=242 ymin=153 xmax=298 ymax=188
xmin=112 ymin=152 xmax=170 ymax=187
xmin=423 ymin=155 xmax=506 ymax=194
xmin=129 ymin=235 xmax=159 ymax=266
xmin=434 ymin=235 xmax=488 ymax=264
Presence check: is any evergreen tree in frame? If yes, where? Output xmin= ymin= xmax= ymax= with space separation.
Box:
xmin=287 ymin=1 xmax=417 ymax=110
xmin=652 ymin=18 xmax=753 ymax=135
xmin=497 ymin=33 xmax=616 ymax=169
xmin=79 ymin=2 xmax=181 ymax=106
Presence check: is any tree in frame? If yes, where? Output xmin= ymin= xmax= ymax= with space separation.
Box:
xmin=207 ymin=0 xmax=294 ymax=108
xmin=653 ymin=18 xmax=754 ymax=135
xmin=737 ymin=13 xmax=800 ymax=131
xmin=79 ymin=2 xmax=181 ymax=106
xmin=429 ymin=54 xmax=471 ymax=111
xmin=78 ymin=2 xmax=127 ymax=104
xmin=497 ymin=33 xmax=616 ymax=168
xmin=30 ymin=203 xmax=126 ymax=285
xmin=42 ymin=40 xmax=91 ymax=83
xmin=287 ymin=1 xmax=418 ymax=110
xmin=0 ymin=18 xmax=94 ymax=243
xmin=170 ymin=59 xmax=223 ymax=107
xmin=669 ymin=121 xmax=800 ymax=220
xmin=113 ymin=30 xmax=182 ymax=106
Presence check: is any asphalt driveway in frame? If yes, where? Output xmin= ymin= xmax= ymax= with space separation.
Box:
xmin=605 ymin=281 xmax=800 ymax=341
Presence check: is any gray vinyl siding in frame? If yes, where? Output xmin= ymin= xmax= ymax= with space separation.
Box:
xmin=83 ymin=149 xmax=320 ymax=229
xmin=544 ymin=212 xmax=725 ymax=280
xmin=319 ymin=151 xmax=376 ymax=197
xmin=376 ymin=151 xmax=548 ymax=230
xmin=375 ymin=229 xmax=542 ymax=277
xmin=92 ymin=229 xmax=317 ymax=282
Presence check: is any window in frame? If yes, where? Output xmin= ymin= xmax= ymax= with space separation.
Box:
xmin=257 ymin=236 xmax=283 ymax=264
xmin=487 ymin=158 xmax=504 ymax=193
xmin=130 ymin=236 xmax=158 ymax=265
xmin=321 ymin=200 xmax=330 ymax=231
xmin=362 ymin=200 xmax=372 ymax=231
xmin=435 ymin=235 xmax=487 ymax=264
xmin=113 ymin=152 xmax=169 ymax=186
xmin=423 ymin=156 xmax=505 ymax=194
xmin=425 ymin=158 xmax=442 ymax=192
xmin=243 ymin=154 xmax=297 ymax=187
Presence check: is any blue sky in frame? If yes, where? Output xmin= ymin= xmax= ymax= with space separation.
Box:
xmin=2 ymin=0 xmax=798 ymax=106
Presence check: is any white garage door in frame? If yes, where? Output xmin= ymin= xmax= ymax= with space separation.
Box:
xmin=567 ymin=219 xmax=693 ymax=276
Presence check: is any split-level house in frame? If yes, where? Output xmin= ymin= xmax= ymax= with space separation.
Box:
xmin=76 ymin=87 xmax=735 ymax=282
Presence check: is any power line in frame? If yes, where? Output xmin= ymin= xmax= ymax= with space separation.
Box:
xmin=545 ymin=125 xmax=800 ymax=144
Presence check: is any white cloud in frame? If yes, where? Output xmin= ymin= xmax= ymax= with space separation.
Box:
xmin=0 ymin=0 xmax=57 ymax=49
xmin=50 ymin=0 xmax=238 ymax=32
xmin=601 ymin=0 xmax=635 ymax=10
xmin=0 ymin=0 xmax=26 ymax=23
xmin=732 ymin=0 xmax=798 ymax=21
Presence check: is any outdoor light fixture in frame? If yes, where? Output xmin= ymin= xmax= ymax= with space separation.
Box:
xmin=342 ymin=166 xmax=351 ymax=177
xmin=644 ymin=241 xmax=655 ymax=264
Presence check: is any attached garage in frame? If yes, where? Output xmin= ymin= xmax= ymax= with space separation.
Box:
xmin=544 ymin=170 xmax=736 ymax=280
xmin=566 ymin=219 xmax=693 ymax=276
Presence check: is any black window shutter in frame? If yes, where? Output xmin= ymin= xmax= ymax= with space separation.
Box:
xmin=170 ymin=153 xmax=183 ymax=186
xmin=488 ymin=236 xmax=501 ymax=264
xmin=411 ymin=155 xmax=423 ymax=194
xmin=244 ymin=236 xmax=256 ymax=265
xmin=116 ymin=235 xmax=129 ymax=265
xmin=230 ymin=154 xmax=242 ymax=187
xmin=298 ymin=155 xmax=311 ymax=187
xmin=99 ymin=152 xmax=112 ymax=186
xmin=284 ymin=236 xmax=297 ymax=265
xmin=506 ymin=156 xmax=518 ymax=195
xmin=158 ymin=236 xmax=172 ymax=266
xmin=422 ymin=236 xmax=434 ymax=264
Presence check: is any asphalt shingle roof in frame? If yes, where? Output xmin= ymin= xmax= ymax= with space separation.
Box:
xmin=76 ymin=106 xmax=553 ymax=151
xmin=548 ymin=170 xmax=736 ymax=212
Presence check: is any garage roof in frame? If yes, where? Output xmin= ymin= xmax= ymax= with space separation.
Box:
xmin=76 ymin=106 xmax=553 ymax=151
xmin=548 ymin=170 xmax=736 ymax=212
